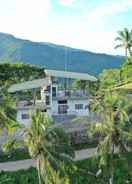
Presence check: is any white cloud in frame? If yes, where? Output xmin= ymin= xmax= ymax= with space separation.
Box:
xmin=59 ymin=0 xmax=75 ymax=6
xmin=0 ymin=0 xmax=51 ymax=39
xmin=87 ymin=0 xmax=132 ymax=22
xmin=37 ymin=21 xmax=118 ymax=55
xmin=0 ymin=0 xmax=125 ymax=55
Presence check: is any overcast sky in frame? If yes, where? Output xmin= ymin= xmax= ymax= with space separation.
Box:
xmin=0 ymin=0 xmax=132 ymax=55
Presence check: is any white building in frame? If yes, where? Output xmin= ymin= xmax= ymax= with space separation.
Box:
xmin=8 ymin=70 xmax=97 ymax=125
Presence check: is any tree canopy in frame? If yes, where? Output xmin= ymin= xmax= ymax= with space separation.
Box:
xmin=0 ymin=62 xmax=45 ymax=87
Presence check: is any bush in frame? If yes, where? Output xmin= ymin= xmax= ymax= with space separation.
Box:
xmin=0 ymin=153 xmax=132 ymax=184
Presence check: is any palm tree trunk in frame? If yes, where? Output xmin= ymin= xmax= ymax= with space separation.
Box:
xmin=37 ymin=159 xmax=42 ymax=184
xmin=125 ymin=48 xmax=128 ymax=57
xmin=128 ymin=47 xmax=132 ymax=57
xmin=109 ymin=144 xmax=115 ymax=184
xmin=119 ymin=69 xmax=122 ymax=82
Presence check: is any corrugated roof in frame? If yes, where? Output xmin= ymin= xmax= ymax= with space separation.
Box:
xmin=8 ymin=78 xmax=50 ymax=93
xmin=8 ymin=70 xmax=97 ymax=93
xmin=45 ymin=69 xmax=97 ymax=81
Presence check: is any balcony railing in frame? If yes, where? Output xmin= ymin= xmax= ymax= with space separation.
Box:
xmin=16 ymin=100 xmax=46 ymax=109
xmin=54 ymin=90 xmax=89 ymax=98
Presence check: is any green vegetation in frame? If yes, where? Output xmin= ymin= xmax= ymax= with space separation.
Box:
xmin=0 ymin=168 xmax=38 ymax=184
xmin=0 ymin=62 xmax=45 ymax=87
xmin=0 ymin=149 xmax=30 ymax=163
xmin=0 ymin=28 xmax=132 ymax=183
xmin=24 ymin=110 xmax=74 ymax=184
xmin=72 ymin=141 xmax=97 ymax=150
xmin=0 ymin=32 xmax=123 ymax=75
xmin=91 ymin=91 xmax=132 ymax=183
xmin=115 ymin=28 xmax=132 ymax=57
xmin=3 ymin=110 xmax=74 ymax=184
xmin=0 ymin=152 xmax=131 ymax=184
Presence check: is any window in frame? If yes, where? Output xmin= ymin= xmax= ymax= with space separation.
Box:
xmin=21 ymin=113 xmax=29 ymax=119
xmin=75 ymin=104 xmax=83 ymax=110
xmin=41 ymin=109 xmax=47 ymax=112
xmin=46 ymin=96 xmax=50 ymax=105
xmin=58 ymin=100 xmax=67 ymax=104
xmin=52 ymin=87 xmax=57 ymax=97
xmin=58 ymin=105 xmax=68 ymax=114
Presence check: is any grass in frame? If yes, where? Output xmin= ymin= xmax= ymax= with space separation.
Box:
xmin=0 ymin=142 xmax=97 ymax=163
xmin=0 ymin=149 xmax=30 ymax=163
xmin=73 ymin=141 xmax=97 ymax=150
xmin=0 ymin=152 xmax=131 ymax=184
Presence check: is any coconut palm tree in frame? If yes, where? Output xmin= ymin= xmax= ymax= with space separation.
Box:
xmin=24 ymin=110 xmax=74 ymax=184
xmin=0 ymin=88 xmax=18 ymax=134
xmin=91 ymin=91 xmax=132 ymax=184
xmin=115 ymin=28 xmax=132 ymax=57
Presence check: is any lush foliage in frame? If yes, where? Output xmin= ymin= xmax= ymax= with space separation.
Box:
xmin=115 ymin=28 xmax=132 ymax=56
xmin=90 ymin=39 xmax=132 ymax=183
xmin=0 ymin=63 xmax=45 ymax=113
xmin=0 ymin=152 xmax=132 ymax=184
xmin=24 ymin=110 xmax=74 ymax=184
xmin=0 ymin=149 xmax=30 ymax=163
xmin=0 ymin=63 xmax=45 ymax=87
xmin=99 ymin=57 xmax=132 ymax=90
xmin=3 ymin=110 xmax=74 ymax=184
xmin=0 ymin=33 xmax=123 ymax=75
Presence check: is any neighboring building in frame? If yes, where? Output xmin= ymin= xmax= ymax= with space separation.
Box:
xmin=8 ymin=69 xmax=97 ymax=125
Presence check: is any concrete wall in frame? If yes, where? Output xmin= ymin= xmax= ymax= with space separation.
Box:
xmin=17 ymin=109 xmax=32 ymax=126
xmin=68 ymin=99 xmax=89 ymax=116
xmin=51 ymin=99 xmax=89 ymax=116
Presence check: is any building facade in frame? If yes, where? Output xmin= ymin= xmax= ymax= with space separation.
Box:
xmin=8 ymin=70 xmax=97 ymax=125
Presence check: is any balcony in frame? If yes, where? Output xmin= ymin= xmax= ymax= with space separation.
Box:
xmin=53 ymin=90 xmax=89 ymax=100
xmin=16 ymin=100 xmax=46 ymax=110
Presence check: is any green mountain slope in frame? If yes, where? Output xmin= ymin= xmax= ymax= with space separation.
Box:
xmin=0 ymin=32 xmax=124 ymax=75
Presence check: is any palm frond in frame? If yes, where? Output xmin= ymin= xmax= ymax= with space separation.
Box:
xmin=114 ymin=44 xmax=124 ymax=49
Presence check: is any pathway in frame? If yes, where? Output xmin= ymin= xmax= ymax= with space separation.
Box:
xmin=0 ymin=148 xmax=97 ymax=172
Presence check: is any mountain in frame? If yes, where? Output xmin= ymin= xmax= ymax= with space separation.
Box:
xmin=0 ymin=32 xmax=124 ymax=76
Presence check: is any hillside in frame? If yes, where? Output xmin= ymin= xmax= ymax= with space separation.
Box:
xmin=0 ymin=32 xmax=124 ymax=75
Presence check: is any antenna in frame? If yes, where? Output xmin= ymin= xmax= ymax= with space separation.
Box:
xmin=65 ymin=46 xmax=68 ymax=72
xmin=64 ymin=46 xmax=68 ymax=90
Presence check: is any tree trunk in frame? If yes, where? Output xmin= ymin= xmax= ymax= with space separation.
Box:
xmin=37 ymin=159 xmax=42 ymax=184
xmin=119 ymin=69 xmax=122 ymax=82
xmin=109 ymin=144 xmax=115 ymax=184
xmin=128 ymin=47 xmax=132 ymax=57
xmin=125 ymin=48 xmax=128 ymax=57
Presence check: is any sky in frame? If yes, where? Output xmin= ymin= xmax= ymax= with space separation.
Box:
xmin=0 ymin=0 xmax=132 ymax=55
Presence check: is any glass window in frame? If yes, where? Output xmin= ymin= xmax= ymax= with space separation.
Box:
xmin=58 ymin=100 xmax=67 ymax=104
xmin=21 ymin=113 xmax=29 ymax=119
xmin=52 ymin=87 xmax=57 ymax=97
xmin=46 ymin=95 xmax=50 ymax=105
xmin=75 ymin=104 xmax=83 ymax=110
xmin=58 ymin=105 xmax=68 ymax=114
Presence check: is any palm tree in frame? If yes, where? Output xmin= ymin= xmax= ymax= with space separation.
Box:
xmin=24 ymin=110 xmax=74 ymax=184
xmin=91 ymin=91 xmax=132 ymax=184
xmin=0 ymin=88 xmax=18 ymax=134
xmin=115 ymin=28 xmax=132 ymax=57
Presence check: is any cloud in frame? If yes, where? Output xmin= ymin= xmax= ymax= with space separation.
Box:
xmin=0 ymin=0 xmax=51 ymax=22
xmin=0 ymin=0 xmax=126 ymax=55
xmin=59 ymin=0 xmax=75 ymax=6
xmin=15 ymin=0 xmax=51 ymax=20
xmin=0 ymin=0 xmax=51 ymax=38
xmin=87 ymin=0 xmax=132 ymax=22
